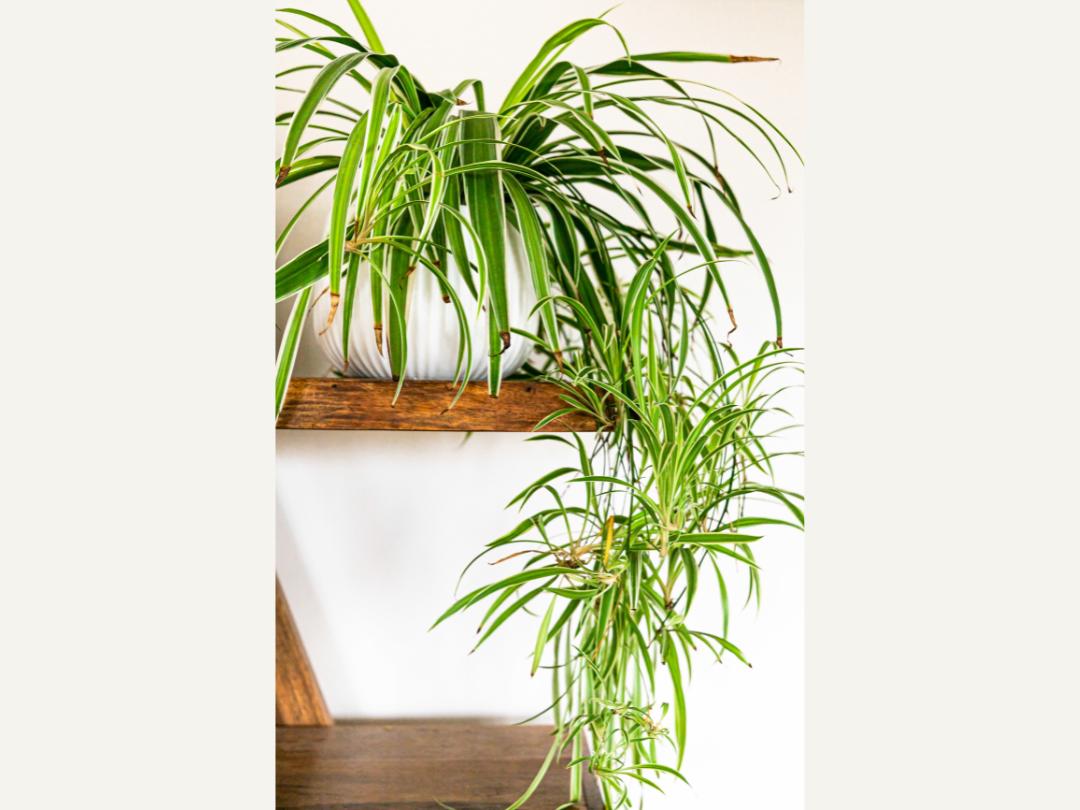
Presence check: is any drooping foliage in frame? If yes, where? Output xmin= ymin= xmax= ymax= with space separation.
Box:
xmin=276 ymin=4 xmax=802 ymax=807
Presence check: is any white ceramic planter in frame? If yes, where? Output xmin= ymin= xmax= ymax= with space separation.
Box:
xmin=310 ymin=227 xmax=537 ymax=380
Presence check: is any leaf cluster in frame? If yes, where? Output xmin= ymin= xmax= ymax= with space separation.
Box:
xmin=274 ymin=4 xmax=803 ymax=807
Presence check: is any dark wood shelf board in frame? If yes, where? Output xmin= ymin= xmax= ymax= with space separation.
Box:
xmin=277 ymin=721 xmax=602 ymax=809
xmin=276 ymin=378 xmax=599 ymax=432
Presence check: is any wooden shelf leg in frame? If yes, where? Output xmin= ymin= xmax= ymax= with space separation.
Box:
xmin=276 ymin=576 xmax=332 ymax=727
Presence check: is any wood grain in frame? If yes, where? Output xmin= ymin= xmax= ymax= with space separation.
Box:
xmin=276 ymin=378 xmax=602 ymax=432
xmin=277 ymin=578 xmax=332 ymax=727
xmin=277 ymin=721 xmax=603 ymax=809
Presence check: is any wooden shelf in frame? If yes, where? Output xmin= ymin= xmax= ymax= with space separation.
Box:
xmin=274 ymin=388 xmax=604 ymax=805
xmin=277 ymin=721 xmax=602 ymax=809
xmin=276 ymin=378 xmax=600 ymax=432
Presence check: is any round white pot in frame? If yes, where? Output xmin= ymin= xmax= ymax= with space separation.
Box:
xmin=310 ymin=228 xmax=537 ymax=380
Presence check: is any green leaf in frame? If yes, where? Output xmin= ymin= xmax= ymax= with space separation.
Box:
xmin=672 ymin=532 xmax=762 ymax=546
xmin=278 ymin=52 xmax=369 ymax=184
xmin=276 ymin=8 xmax=351 ymax=37
xmin=604 ymin=50 xmax=777 ymax=67
xmin=507 ymin=467 xmax=578 ymax=509
xmin=504 ymin=174 xmax=561 ymax=363
xmin=692 ymin=630 xmax=752 ymax=667
xmin=340 ymin=252 xmax=361 ymax=365
xmin=430 ymin=566 xmax=573 ymax=630
xmin=531 ymin=596 xmax=556 ymax=676
xmin=474 ymin=583 xmax=553 ymax=652
xmin=459 ymin=112 xmax=510 ymax=384
xmin=276 ymin=240 xmax=328 ymax=301
xmin=618 ymin=762 xmax=690 ymax=785
xmin=501 ymin=16 xmax=628 ymax=113
xmin=506 ymin=733 xmax=564 ymax=810
xmin=662 ymin=634 xmax=688 ymax=769
xmin=275 ymin=286 xmax=312 ymax=416
xmin=385 ymin=215 xmax=413 ymax=382
xmin=324 ymin=110 xmax=370 ymax=331
xmin=344 ymin=0 xmax=385 ymax=51
xmin=276 ymin=176 xmax=334 ymax=256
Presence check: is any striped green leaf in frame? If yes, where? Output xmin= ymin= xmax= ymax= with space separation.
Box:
xmin=278 ymin=52 xmax=369 ymax=184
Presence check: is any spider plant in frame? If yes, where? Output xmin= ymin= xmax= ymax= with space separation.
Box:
xmin=275 ymin=3 xmax=802 ymax=807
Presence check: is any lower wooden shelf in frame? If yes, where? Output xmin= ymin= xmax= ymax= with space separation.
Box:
xmin=277 ymin=721 xmax=602 ymax=809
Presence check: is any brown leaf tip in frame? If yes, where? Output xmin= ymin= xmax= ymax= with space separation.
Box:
xmin=318 ymin=292 xmax=341 ymax=336
xmin=730 ymin=55 xmax=779 ymax=63
xmin=276 ymin=165 xmax=290 ymax=186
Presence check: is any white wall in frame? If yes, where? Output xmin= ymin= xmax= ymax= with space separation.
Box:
xmin=276 ymin=1 xmax=803 ymax=807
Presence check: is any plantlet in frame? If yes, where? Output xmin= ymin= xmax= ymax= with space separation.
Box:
xmin=275 ymin=3 xmax=802 ymax=807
